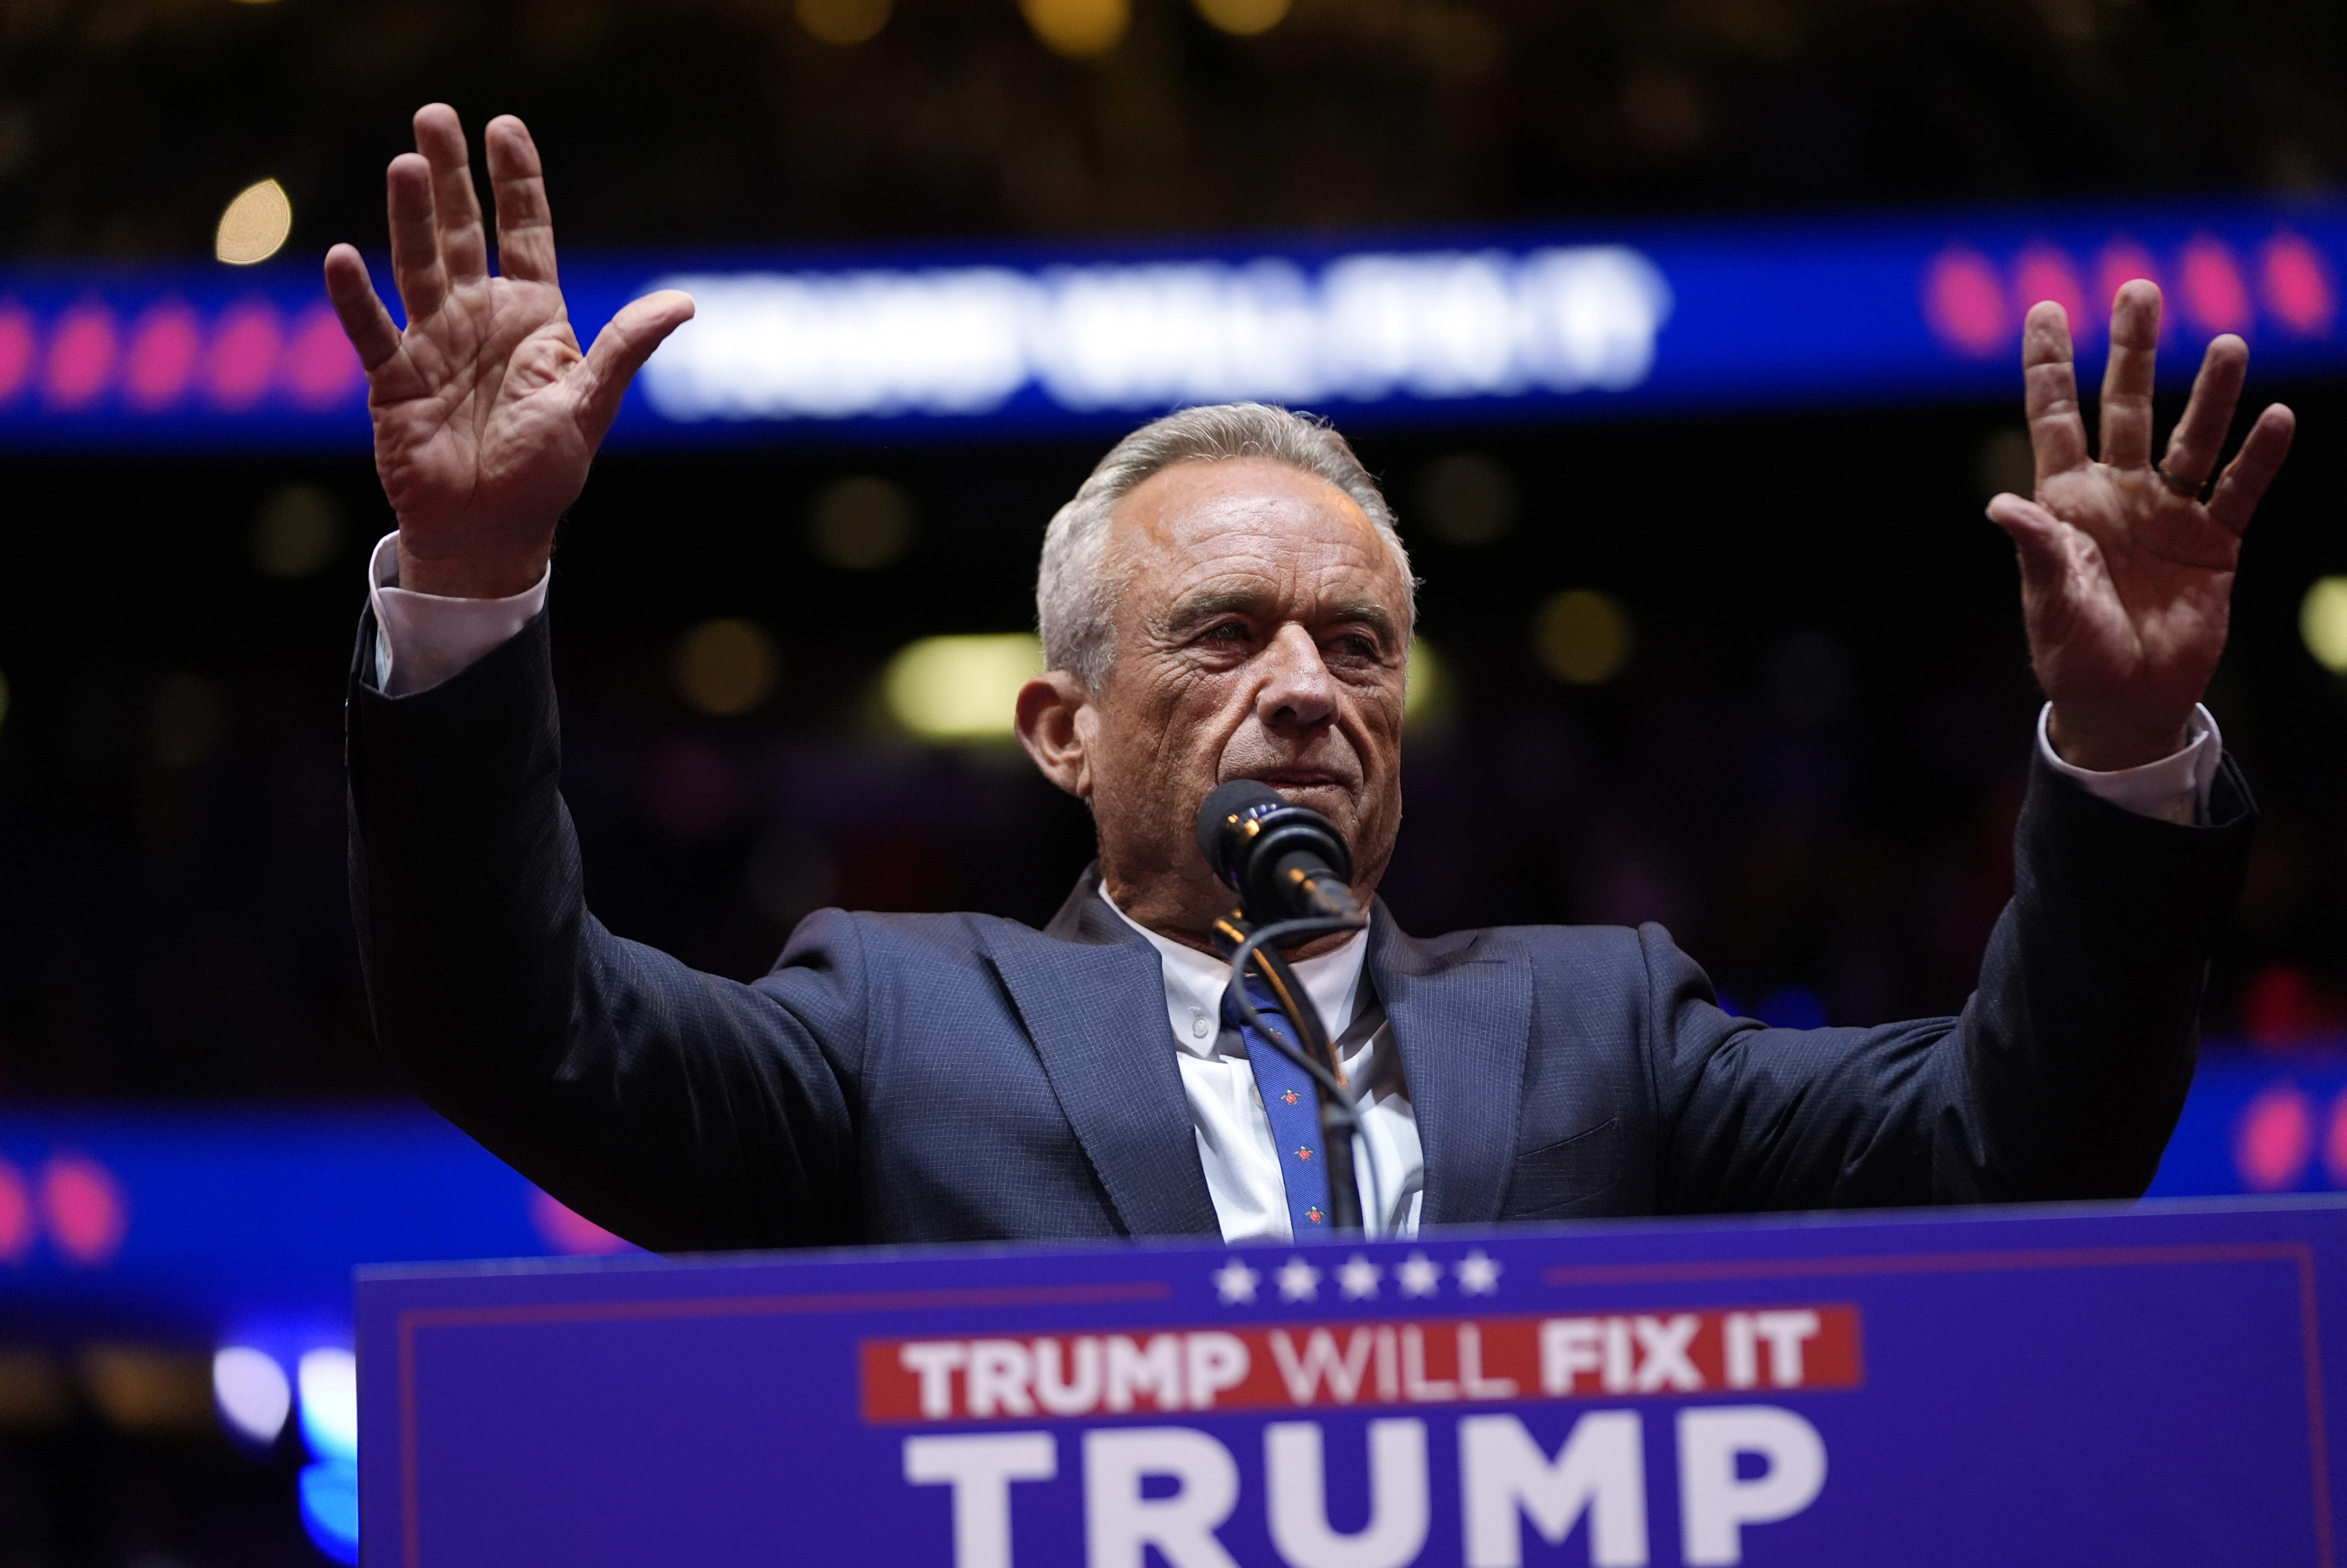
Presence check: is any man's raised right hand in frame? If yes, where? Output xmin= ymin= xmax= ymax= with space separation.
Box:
xmin=324 ymin=105 xmax=693 ymax=600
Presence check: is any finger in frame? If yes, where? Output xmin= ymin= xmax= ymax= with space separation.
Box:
xmin=324 ymin=244 xmax=403 ymax=371
xmin=2020 ymin=302 xmax=2089 ymax=485
xmin=2158 ymin=334 xmax=2247 ymax=492
xmin=574 ymin=290 xmax=696 ymax=446
xmin=413 ymin=103 xmax=489 ymax=289
xmin=2098 ymin=279 xmax=2161 ymax=469
xmin=1986 ymin=492 xmax=2073 ymax=594
xmin=485 ymin=115 xmax=559 ymax=285
xmin=386 ymin=153 xmax=447 ymax=323
xmin=2206 ymin=403 xmax=2297 ymax=536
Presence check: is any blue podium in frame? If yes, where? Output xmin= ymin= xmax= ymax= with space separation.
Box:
xmin=358 ymin=1198 xmax=2346 ymax=1566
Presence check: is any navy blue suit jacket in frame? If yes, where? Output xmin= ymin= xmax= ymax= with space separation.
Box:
xmin=347 ymin=611 xmax=2255 ymax=1252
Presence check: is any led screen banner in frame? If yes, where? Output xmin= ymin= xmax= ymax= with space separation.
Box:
xmin=358 ymin=1198 xmax=2347 ymax=1567
xmin=1 ymin=198 xmax=2341 ymax=451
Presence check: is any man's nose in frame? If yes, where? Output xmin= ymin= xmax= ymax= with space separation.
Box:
xmin=1255 ymin=624 xmax=1337 ymax=734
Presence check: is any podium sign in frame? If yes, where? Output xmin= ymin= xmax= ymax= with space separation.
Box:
xmin=358 ymin=1200 xmax=2347 ymax=1566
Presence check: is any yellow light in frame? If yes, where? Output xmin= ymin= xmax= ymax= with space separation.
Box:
xmin=215 ymin=179 xmax=292 ymax=266
xmin=1021 ymin=0 xmax=1129 ymax=57
xmin=2303 ymin=578 xmax=2347 ymax=674
xmin=796 ymin=0 xmax=891 ymax=46
xmin=806 ymin=475 xmax=916 ymax=570
xmin=884 ymin=634 xmax=1044 ymax=741
xmin=251 ymin=484 xmax=342 ymax=579
xmin=1194 ymin=0 xmax=1289 ymax=34
xmin=672 ymin=619 xmax=781 ymax=717
xmin=1533 ymin=589 xmax=1634 ymax=685
xmin=149 ymin=674 xmax=226 ymax=769
xmin=1404 ymin=638 xmax=1448 ymax=724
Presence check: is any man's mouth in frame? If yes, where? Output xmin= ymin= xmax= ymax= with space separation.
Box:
xmin=1250 ymin=769 xmax=1350 ymax=793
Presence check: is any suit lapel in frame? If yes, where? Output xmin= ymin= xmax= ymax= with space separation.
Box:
xmin=1370 ymin=907 xmax=1533 ymax=1228
xmin=985 ymin=873 xmax=1220 ymax=1239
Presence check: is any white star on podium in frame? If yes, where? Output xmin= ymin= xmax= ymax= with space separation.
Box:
xmin=1455 ymin=1249 xmax=1502 ymax=1296
xmin=1212 ymin=1258 xmax=1260 ymax=1305
xmin=1337 ymin=1255 xmax=1381 ymax=1300
xmin=1395 ymin=1252 xmax=1442 ymax=1298
xmin=1277 ymin=1256 xmax=1322 ymax=1302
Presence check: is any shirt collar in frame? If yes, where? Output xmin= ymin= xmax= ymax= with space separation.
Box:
xmin=1097 ymin=882 xmax=1369 ymax=1059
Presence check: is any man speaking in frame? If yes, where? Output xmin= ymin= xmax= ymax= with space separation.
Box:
xmin=330 ymin=107 xmax=2293 ymax=1252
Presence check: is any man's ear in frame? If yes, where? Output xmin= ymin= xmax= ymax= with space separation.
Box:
xmin=1015 ymin=671 xmax=1096 ymax=800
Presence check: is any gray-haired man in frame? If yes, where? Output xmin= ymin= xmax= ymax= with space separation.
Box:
xmin=335 ymin=108 xmax=2287 ymax=1250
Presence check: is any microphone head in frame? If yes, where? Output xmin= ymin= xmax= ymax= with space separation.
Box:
xmin=1194 ymin=779 xmax=1354 ymax=919
xmin=1195 ymin=779 xmax=1286 ymax=880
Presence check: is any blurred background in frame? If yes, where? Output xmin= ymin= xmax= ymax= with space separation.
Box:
xmin=2 ymin=0 xmax=2347 ymax=1560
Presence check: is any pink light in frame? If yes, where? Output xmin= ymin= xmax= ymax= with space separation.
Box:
xmin=280 ymin=303 xmax=364 ymax=410
xmin=2325 ymin=1090 xmax=2347 ymax=1189
xmin=45 ymin=302 xmax=119 ymax=410
xmin=529 ymin=1188 xmax=628 ymax=1256
xmin=124 ymin=303 xmax=202 ymax=411
xmin=2235 ymin=1081 xmax=2315 ymax=1193
xmin=1923 ymin=246 xmax=2009 ymax=358
xmin=0 ymin=1161 xmax=31 ymax=1264
xmin=37 ymin=1153 xmax=126 ymax=1266
xmin=2177 ymin=235 xmax=2253 ymax=335
xmin=205 ymin=301 xmax=283 ymax=411
xmin=2012 ymin=243 xmax=2092 ymax=341
xmin=2095 ymin=240 xmax=2170 ymax=336
xmin=0 ymin=303 xmax=35 ymax=404
xmin=2261 ymin=232 xmax=2336 ymax=337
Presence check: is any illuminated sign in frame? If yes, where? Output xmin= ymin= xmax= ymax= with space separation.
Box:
xmin=0 ymin=198 xmax=2336 ymax=449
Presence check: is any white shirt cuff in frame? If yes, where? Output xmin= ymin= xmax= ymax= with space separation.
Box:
xmin=368 ymin=532 xmax=550 ymax=698
xmin=2035 ymin=702 xmax=2221 ymax=826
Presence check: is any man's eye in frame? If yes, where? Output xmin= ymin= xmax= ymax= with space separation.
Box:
xmin=1204 ymin=623 xmax=1250 ymax=643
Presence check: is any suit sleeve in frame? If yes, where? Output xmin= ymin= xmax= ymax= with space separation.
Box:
xmin=346 ymin=606 xmax=863 ymax=1253
xmin=1651 ymin=746 xmax=2254 ymax=1211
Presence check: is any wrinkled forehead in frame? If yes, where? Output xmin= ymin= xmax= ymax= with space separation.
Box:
xmin=1104 ymin=457 xmax=1410 ymax=622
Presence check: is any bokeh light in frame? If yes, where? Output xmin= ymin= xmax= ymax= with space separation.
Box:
xmin=884 ymin=633 xmax=1043 ymax=741
xmin=671 ymin=619 xmax=780 ymax=717
xmin=1532 ymin=589 xmax=1634 ymax=685
xmin=38 ymin=1152 xmax=127 ymax=1265
xmin=796 ymin=0 xmax=891 ymax=46
xmin=212 ymin=1346 xmax=292 ymax=1448
xmin=81 ymin=1345 xmax=211 ymax=1433
xmin=1020 ymin=0 xmax=1128 ymax=57
xmin=1194 ymin=0 xmax=1289 ymax=36
xmin=2301 ymin=577 xmax=2347 ymax=673
xmin=251 ymin=484 xmax=343 ymax=579
xmin=807 ymin=475 xmax=916 ymax=570
xmin=1975 ymin=428 xmax=2034 ymax=500
xmin=2235 ymin=1081 xmax=2315 ymax=1193
xmin=300 ymin=1459 xmax=360 ymax=1564
xmin=1404 ymin=638 xmax=1449 ymax=725
xmin=296 ymin=1347 xmax=357 ymax=1464
xmin=1415 ymin=453 xmax=1516 ymax=546
xmin=149 ymin=674 xmax=226 ymax=769
xmin=214 ymin=179 xmax=292 ymax=266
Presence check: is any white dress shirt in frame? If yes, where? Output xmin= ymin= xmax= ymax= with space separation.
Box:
xmin=364 ymin=532 xmax=2225 ymax=1242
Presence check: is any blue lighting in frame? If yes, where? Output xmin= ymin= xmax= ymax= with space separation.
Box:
xmin=0 ymin=196 xmax=2337 ymax=451
xmin=298 ymin=1458 xmax=360 ymax=1564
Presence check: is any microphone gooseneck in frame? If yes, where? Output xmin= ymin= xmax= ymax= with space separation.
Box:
xmin=1195 ymin=781 xmax=1372 ymax=1236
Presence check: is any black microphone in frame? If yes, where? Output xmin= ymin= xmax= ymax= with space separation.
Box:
xmin=1195 ymin=780 xmax=1365 ymax=927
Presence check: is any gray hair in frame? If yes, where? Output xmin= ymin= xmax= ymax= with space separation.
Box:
xmin=1036 ymin=403 xmax=1416 ymax=688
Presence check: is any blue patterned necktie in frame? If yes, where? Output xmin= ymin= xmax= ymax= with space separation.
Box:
xmin=1227 ymin=972 xmax=1335 ymax=1240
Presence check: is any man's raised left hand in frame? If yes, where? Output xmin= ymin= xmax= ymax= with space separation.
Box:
xmin=1988 ymin=279 xmax=2296 ymax=773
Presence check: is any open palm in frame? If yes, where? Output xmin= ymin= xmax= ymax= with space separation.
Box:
xmin=1987 ymin=282 xmax=2295 ymax=772
xmin=324 ymin=107 xmax=693 ymax=599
